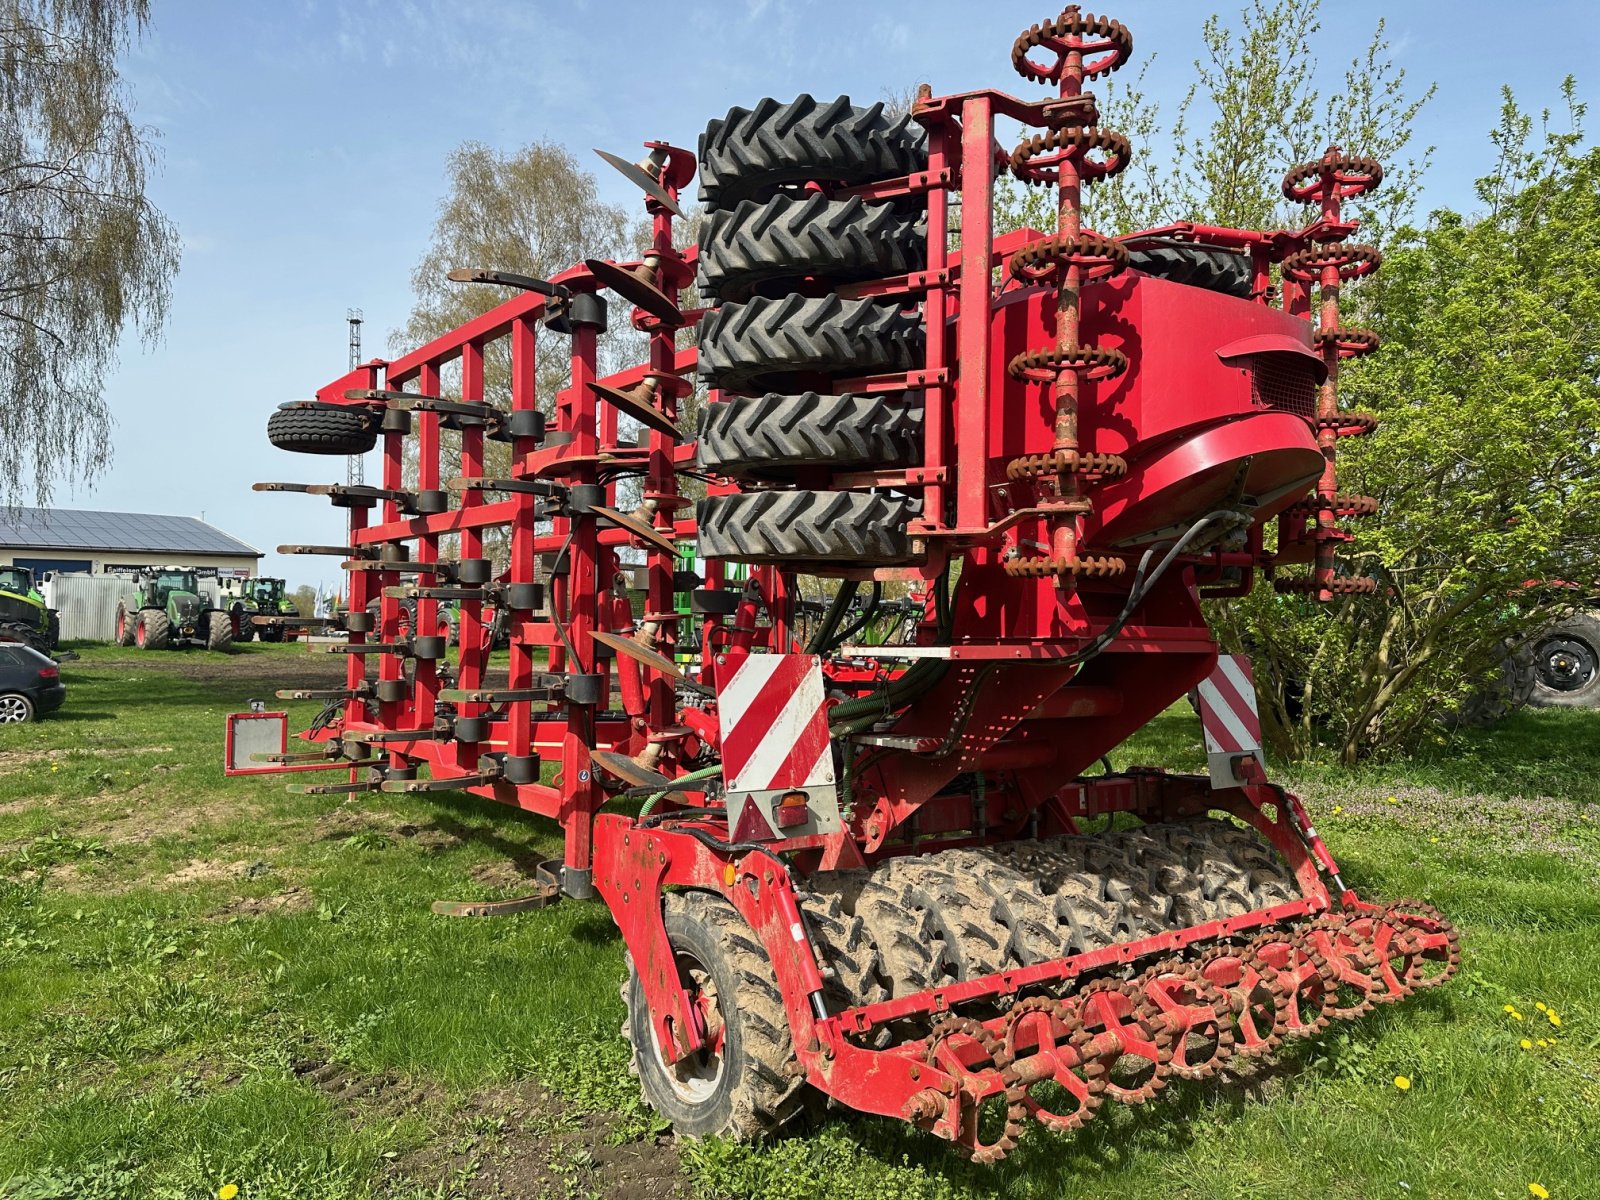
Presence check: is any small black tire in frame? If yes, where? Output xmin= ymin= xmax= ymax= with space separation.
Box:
xmin=624 ymin=891 xmax=804 ymax=1139
xmin=1528 ymin=613 xmax=1600 ymax=709
xmin=136 ymin=610 xmax=170 ymax=650
xmin=267 ymin=404 xmax=377 ymax=456
xmin=698 ymin=95 xmax=925 ymax=210
xmin=205 ymin=611 xmax=233 ymax=653
xmin=259 ymin=625 xmax=285 ymax=644
xmin=0 ymin=692 xmax=36 ymax=723
xmin=698 ymin=295 xmax=923 ymax=394
xmin=698 ymin=194 xmax=925 ymax=302
xmin=1125 ymin=239 xmax=1254 ymax=299
xmin=697 ymin=392 xmax=923 ymax=479
xmin=696 ymin=491 xmax=919 ymax=566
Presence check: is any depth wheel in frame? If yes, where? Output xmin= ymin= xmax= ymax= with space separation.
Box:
xmin=697 ymin=392 xmax=923 ymax=480
xmin=698 ymin=295 xmax=923 ymax=394
xmin=624 ymin=891 xmax=804 ymax=1140
xmin=267 ymin=403 xmax=377 ymax=456
xmin=696 ymin=490 xmax=919 ymax=567
xmin=1528 ymin=613 xmax=1600 ymax=709
xmin=698 ymin=193 xmax=924 ymax=302
xmin=698 ymin=94 xmax=926 ymax=210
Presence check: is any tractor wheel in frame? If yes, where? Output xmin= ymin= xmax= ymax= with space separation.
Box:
xmin=0 ymin=693 xmax=36 ymax=723
xmin=696 ymin=491 xmax=919 ymax=566
xmin=1528 ymin=613 xmax=1600 ymax=709
xmin=698 ymin=194 xmax=925 ymax=302
xmin=698 ymin=94 xmax=925 ymax=210
xmin=266 ymin=403 xmax=377 ymax=456
xmin=1125 ymin=239 xmax=1254 ymax=299
xmin=259 ymin=624 xmax=285 ymax=644
xmin=136 ymin=610 xmax=171 ymax=650
xmin=45 ymin=611 xmax=60 ymax=650
xmin=698 ymin=295 xmax=923 ymax=394
xmin=205 ymin=611 xmax=233 ymax=653
xmin=114 ymin=605 xmax=136 ymax=647
xmin=624 ymin=891 xmax=805 ymax=1139
xmin=697 ymin=392 xmax=923 ymax=480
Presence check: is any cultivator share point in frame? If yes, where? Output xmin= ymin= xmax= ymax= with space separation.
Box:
xmin=230 ymin=7 xmax=1457 ymax=1161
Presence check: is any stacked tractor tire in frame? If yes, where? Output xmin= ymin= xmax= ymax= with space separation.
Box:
xmin=694 ymin=96 xmax=927 ymax=566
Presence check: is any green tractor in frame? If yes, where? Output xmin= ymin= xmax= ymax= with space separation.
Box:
xmin=219 ymin=576 xmax=297 ymax=642
xmin=114 ymin=568 xmax=232 ymax=652
xmin=0 ymin=566 xmax=58 ymax=654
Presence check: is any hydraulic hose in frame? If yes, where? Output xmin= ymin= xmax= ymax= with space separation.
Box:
xmin=638 ymin=763 xmax=723 ymax=821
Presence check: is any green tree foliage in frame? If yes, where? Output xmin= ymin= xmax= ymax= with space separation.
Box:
xmin=289 ymin=584 xmax=317 ymax=618
xmin=0 ymin=0 xmax=179 ymax=505
xmin=1222 ymin=86 xmax=1600 ymax=762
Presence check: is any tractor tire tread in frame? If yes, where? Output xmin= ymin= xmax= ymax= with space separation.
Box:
xmin=697 ymin=294 xmax=923 ymax=394
xmin=696 ymin=490 xmax=918 ymax=566
xmin=696 ymin=391 xmax=923 ymax=478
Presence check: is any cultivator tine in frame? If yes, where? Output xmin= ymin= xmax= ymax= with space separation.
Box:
xmin=438 ymin=686 xmax=561 ymax=704
xmin=447 ymin=475 xmax=563 ymax=497
xmin=587 ymin=378 xmax=682 ymax=439
xmin=590 ymin=750 xmax=672 ymax=790
xmin=279 ymin=544 xmax=372 ymax=558
xmin=380 ymin=771 xmax=504 ymax=793
xmin=589 ymin=504 xmax=678 ymax=556
xmin=288 ymin=777 xmax=388 ymax=795
xmin=589 ymin=630 xmax=683 ymax=679
xmin=275 ymin=686 xmax=371 ymax=701
xmin=445 ymin=267 xmax=570 ymax=299
xmin=595 ymin=147 xmax=686 ymax=217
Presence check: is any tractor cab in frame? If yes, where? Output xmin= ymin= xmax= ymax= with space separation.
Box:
xmin=0 ymin=566 xmax=38 ymax=599
xmin=251 ymin=578 xmax=289 ymax=609
xmin=150 ymin=569 xmax=199 ymax=610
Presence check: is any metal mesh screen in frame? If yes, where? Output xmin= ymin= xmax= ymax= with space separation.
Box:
xmin=1250 ymin=356 xmax=1318 ymax=421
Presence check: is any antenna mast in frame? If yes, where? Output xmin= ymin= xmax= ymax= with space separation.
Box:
xmin=346 ymin=308 xmax=364 ymax=486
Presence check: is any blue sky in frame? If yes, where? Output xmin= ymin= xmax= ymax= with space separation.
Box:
xmin=80 ymin=0 xmax=1597 ymax=591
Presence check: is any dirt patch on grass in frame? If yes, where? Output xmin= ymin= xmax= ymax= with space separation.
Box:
xmin=385 ymin=1079 xmax=684 ymax=1200
xmin=0 ymin=745 xmax=176 ymax=776
xmin=212 ymin=886 xmax=314 ymax=919
xmin=163 ymin=857 xmax=256 ymax=886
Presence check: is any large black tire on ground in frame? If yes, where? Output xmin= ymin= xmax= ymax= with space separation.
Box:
xmin=624 ymin=891 xmax=804 ymax=1140
xmin=697 ymin=392 xmax=923 ymax=479
xmin=697 ymin=491 xmax=918 ymax=566
xmin=1528 ymin=613 xmax=1600 ymax=709
xmin=698 ymin=295 xmax=923 ymax=394
xmin=698 ymin=194 xmax=925 ymax=302
xmin=1452 ymin=640 xmax=1537 ymax=727
xmin=267 ymin=403 xmax=377 ymax=456
xmin=114 ymin=604 xmax=136 ymax=647
xmin=136 ymin=610 xmax=170 ymax=650
xmin=45 ymin=611 xmax=59 ymax=650
xmin=1125 ymin=239 xmax=1253 ymax=299
xmin=205 ymin=611 xmax=233 ymax=653
xmin=698 ymin=95 xmax=926 ymax=210
xmin=259 ymin=624 xmax=285 ymax=644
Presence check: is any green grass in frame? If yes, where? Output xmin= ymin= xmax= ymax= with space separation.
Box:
xmin=2 ymin=646 xmax=1597 ymax=1199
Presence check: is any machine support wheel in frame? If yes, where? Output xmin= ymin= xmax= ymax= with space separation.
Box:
xmin=1124 ymin=239 xmax=1254 ymax=299
xmin=267 ymin=403 xmax=378 ymax=456
xmin=698 ymin=194 xmax=925 ymax=302
xmin=624 ymin=891 xmax=806 ymax=1140
xmin=698 ymin=94 xmax=926 ymax=210
xmin=697 ymin=392 xmax=923 ymax=479
xmin=136 ymin=610 xmax=171 ymax=650
xmin=696 ymin=490 xmax=919 ymax=566
xmin=1528 ymin=613 xmax=1600 ymax=709
xmin=697 ymin=294 xmax=923 ymax=394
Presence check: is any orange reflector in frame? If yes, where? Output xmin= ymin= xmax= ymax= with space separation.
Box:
xmin=779 ymin=790 xmax=808 ymax=808
xmin=722 ymin=863 xmax=737 ymax=886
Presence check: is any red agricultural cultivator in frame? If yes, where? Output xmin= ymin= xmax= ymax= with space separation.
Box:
xmin=229 ymin=7 xmax=1458 ymax=1161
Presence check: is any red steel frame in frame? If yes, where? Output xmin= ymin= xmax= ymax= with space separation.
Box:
xmin=239 ymin=5 xmax=1451 ymax=1161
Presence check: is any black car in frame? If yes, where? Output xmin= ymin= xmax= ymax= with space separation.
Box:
xmin=0 ymin=641 xmax=65 ymax=722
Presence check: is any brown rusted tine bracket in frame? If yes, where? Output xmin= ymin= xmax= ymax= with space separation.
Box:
xmin=432 ymin=858 xmax=564 ymax=917
xmin=380 ymin=770 xmax=505 ymax=794
xmin=589 ymin=630 xmax=684 ymax=680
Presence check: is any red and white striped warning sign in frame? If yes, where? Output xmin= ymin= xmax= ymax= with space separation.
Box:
xmin=1196 ymin=654 xmax=1262 ymax=756
xmin=716 ymin=653 xmax=834 ymax=792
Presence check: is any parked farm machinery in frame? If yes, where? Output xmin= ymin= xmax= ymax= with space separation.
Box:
xmin=229 ymin=7 xmax=1457 ymax=1161
xmin=116 ymin=567 xmax=232 ymax=651
xmin=0 ymin=566 xmax=58 ymax=654
xmin=219 ymin=576 xmax=297 ymax=642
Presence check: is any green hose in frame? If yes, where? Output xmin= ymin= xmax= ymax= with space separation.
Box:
xmin=638 ymin=764 xmax=723 ymax=821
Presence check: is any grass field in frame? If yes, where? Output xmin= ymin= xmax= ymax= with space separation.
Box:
xmin=2 ymin=644 xmax=1597 ymax=1200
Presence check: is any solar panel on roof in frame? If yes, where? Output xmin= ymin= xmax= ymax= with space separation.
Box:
xmin=0 ymin=507 xmax=258 ymax=555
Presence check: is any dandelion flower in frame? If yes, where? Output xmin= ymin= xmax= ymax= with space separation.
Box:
xmin=1536 ymin=1002 xmax=1547 ymax=1012
xmin=1505 ymin=1005 xmax=1517 ymax=1014
xmin=1520 ymin=1039 xmax=1533 ymax=1050
xmin=218 ymin=1187 xmax=239 ymax=1200
xmin=1511 ymin=1011 xmax=1524 ymax=1021
xmin=1537 ymin=1039 xmax=1549 ymax=1048
xmin=1548 ymin=1012 xmax=1561 ymax=1027
xmin=1528 ymin=1184 xmax=1549 ymax=1199
xmin=1430 ymin=837 xmax=1440 ymax=844
xmin=1386 ymin=795 xmax=1399 ymax=805
xmin=1393 ymin=1075 xmax=1411 ymax=1090
xmin=1332 ymin=805 xmax=1344 ymax=816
